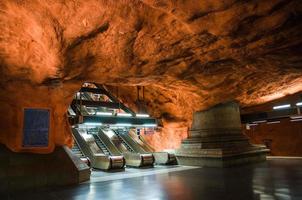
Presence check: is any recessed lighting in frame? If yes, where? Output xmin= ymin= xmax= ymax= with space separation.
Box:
xmin=273 ymin=104 xmax=291 ymax=110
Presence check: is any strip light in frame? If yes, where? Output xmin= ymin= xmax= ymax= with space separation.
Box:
xmin=291 ymin=119 xmax=302 ymax=122
xmin=247 ymin=123 xmax=258 ymax=126
xmin=114 ymin=123 xmax=132 ymax=127
xmin=273 ymin=104 xmax=291 ymax=110
xmin=267 ymin=121 xmax=280 ymax=124
xmin=143 ymin=124 xmax=157 ymax=127
xmin=84 ymin=122 xmax=103 ymax=126
xmin=296 ymin=102 xmax=302 ymax=107
xmin=117 ymin=113 xmax=132 ymax=117
xmin=136 ymin=114 xmax=150 ymax=118
xmin=96 ymin=112 xmax=112 ymax=116
xmin=290 ymin=115 xmax=302 ymax=119
xmin=253 ymin=120 xmax=267 ymax=123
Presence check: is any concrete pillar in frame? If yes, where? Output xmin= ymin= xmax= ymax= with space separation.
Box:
xmin=176 ymin=101 xmax=268 ymax=167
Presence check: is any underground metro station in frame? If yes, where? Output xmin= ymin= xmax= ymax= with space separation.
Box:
xmin=0 ymin=1 xmax=302 ymax=199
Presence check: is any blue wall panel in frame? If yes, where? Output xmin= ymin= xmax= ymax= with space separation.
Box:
xmin=23 ymin=108 xmax=50 ymax=147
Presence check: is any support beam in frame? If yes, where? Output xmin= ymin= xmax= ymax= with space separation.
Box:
xmin=94 ymin=84 xmax=136 ymax=115
xmin=72 ymin=100 xmax=121 ymax=109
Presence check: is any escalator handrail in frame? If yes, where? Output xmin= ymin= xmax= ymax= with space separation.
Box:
xmin=128 ymin=129 xmax=155 ymax=152
xmin=120 ymin=132 xmax=148 ymax=154
xmin=138 ymin=136 xmax=155 ymax=152
xmin=72 ymin=128 xmax=97 ymax=161
xmin=113 ymin=129 xmax=135 ymax=152
xmin=98 ymin=129 xmax=123 ymax=156
xmin=72 ymin=134 xmax=85 ymax=158
xmin=92 ymin=134 xmax=111 ymax=156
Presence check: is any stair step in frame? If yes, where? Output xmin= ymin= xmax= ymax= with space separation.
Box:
xmin=71 ymin=143 xmax=85 ymax=157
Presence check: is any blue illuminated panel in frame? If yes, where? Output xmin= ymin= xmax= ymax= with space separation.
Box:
xmin=23 ymin=108 xmax=50 ymax=147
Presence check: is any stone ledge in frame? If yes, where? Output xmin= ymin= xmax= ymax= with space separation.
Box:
xmin=176 ymin=150 xmax=267 ymax=167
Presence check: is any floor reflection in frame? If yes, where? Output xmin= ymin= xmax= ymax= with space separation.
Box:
xmin=4 ymin=159 xmax=302 ymax=200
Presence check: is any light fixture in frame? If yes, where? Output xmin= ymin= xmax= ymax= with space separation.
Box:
xmin=114 ymin=123 xmax=132 ymax=127
xmin=143 ymin=124 xmax=157 ymax=127
xmin=136 ymin=114 xmax=150 ymax=118
xmin=296 ymin=102 xmax=302 ymax=107
xmin=117 ymin=113 xmax=132 ymax=117
xmin=253 ymin=120 xmax=267 ymax=123
xmin=290 ymin=119 xmax=302 ymax=122
xmin=273 ymin=104 xmax=291 ymax=110
xmin=247 ymin=123 xmax=258 ymax=126
xmin=290 ymin=115 xmax=302 ymax=119
xmin=96 ymin=112 xmax=112 ymax=116
xmin=267 ymin=121 xmax=280 ymax=124
xmin=84 ymin=122 xmax=103 ymax=126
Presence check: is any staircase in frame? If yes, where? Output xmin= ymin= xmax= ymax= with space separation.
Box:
xmin=71 ymin=142 xmax=85 ymax=158
xmin=114 ymin=129 xmax=134 ymax=152
xmin=92 ymin=134 xmax=111 ymax=156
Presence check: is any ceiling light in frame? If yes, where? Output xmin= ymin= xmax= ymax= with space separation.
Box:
xmin=96 ymin=112 xmax=112 ymax=116
xmin=117 ymin=113 xmax=132 ymax=117
xmin=267 ymin=121 xmax=280 ymax=124
xmin=247 ymin=123 xmax=258 ymax=126
xmin=296 ymin=102 xmax=302 ymax=107
xmin=143 ymin=124 xmax=157 ymax=127
xmin=273 ymin=104 xmax=291 ymax=110
xmin=253 ymin=120 xmax=267 ymax=123
xmin=136 ymin=114 xmax=150 ymax=118
xmin=84 ymin=122 xmax=103 ymax=126
xmin=114 ymin=123 xmax=132 ymax=127
xmin=290 ymin=115 xmax=302 ymax=119
xmin=290 ymin=119 xmax=302 ymax=122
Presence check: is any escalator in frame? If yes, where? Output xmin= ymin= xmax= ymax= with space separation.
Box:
xmin=92 ymin=134 xmax=111 ymax=155
xmin=114 ymin=131 xmax=135 ymax=153
xmin=71 ymin=141 xmax=85 ymax=158
xmin=111 ymin=129 xmax=154 ymax=167
xmin=128 ymin=129 xmax=177 ymax=165
xmin=72 ymin=128 xmax=125 ymax=170
xmin=71 ymin=136 xmax=91 ymax=167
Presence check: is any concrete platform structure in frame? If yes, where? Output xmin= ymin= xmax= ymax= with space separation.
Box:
xmin=0 ymin=145 xmax=90 ymax=193
xmin=2 ymin=158 xmax=302 ymax=200
xmin=176 ymin=102 xmax=269 ymax=167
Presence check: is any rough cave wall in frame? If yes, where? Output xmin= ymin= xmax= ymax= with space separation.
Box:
xmin=0 ymin=0 xmax=301 ymax=153
xmin=244 ymin=119 xmax=302 ymax=156
xmin=242 ymin=93 xmax=302 ymax=156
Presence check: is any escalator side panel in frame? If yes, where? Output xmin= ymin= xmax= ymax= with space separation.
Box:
xmin=98 ymin=129 xmax=123 ymax=156
xmin=115 ymin=129 xmax=154 ymax=167
xmin=115 ymin=130 xmax=146 ymax=153
xmin=128 ymin=129 xmax=177 ymax=165
xmin=72 ymin=128 xmax=111 ymax=170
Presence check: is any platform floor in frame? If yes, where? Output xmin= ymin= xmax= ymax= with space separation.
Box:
xmin=3 ymin=158 xmax=302 ymax=200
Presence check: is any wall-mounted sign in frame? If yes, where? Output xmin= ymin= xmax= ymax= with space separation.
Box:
xmin=143 ymin=128 xmax=154 ymax=135
xmin=23 ymin=108 xmax=50 ymax=147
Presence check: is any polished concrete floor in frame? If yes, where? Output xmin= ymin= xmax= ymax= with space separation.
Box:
xmin=3 ymin=158 xmax=302 ymax=200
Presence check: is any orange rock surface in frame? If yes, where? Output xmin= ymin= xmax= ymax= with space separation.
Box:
xmin=0 ymin=0 xmax=301 ymax=153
